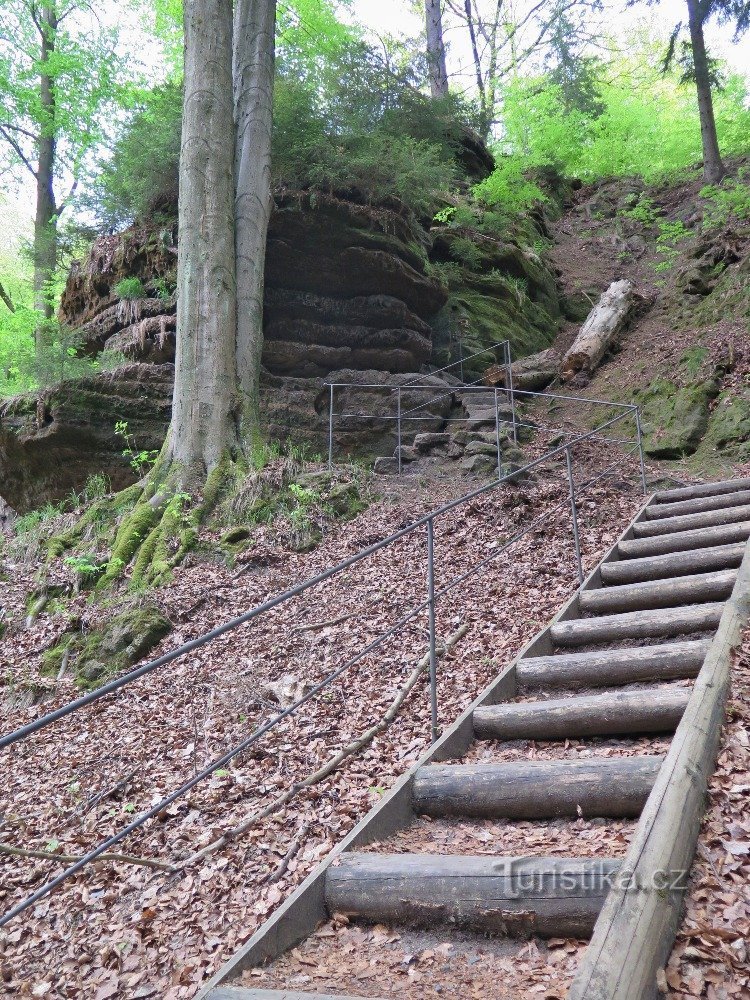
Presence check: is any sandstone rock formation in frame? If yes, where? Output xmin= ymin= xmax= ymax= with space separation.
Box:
xmin=59 ymin=193 xmax=446 ymax=376
xmin=2 ymin=188 xmax=564 ymax=509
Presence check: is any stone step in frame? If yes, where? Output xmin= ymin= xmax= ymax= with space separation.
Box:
xmin=516 ymin=638 xmax=710 ymax=690
xmin=325 ymin=854 xmax=621 ymax=939
xmin=645 ymin=488 xmax=750 ymax=521
xmin=601 ymin=543 xmax=746 ymax=586
xmin=652 ymin=477 xmax=750 ymax=504
xmin=618 ymin=521 xmax=750 ymax=559
xmin=632 ymin=504 xmax=750 ymax=539
xmin=550 ymin=603 xmax=723 ymax=648
xmin=473 ymin=687 xmax=690 ymax=741
xmin=579 ymin=569 xmax=737 ymax=615
xmin=412 ymin=756 xmax=663 ymax=820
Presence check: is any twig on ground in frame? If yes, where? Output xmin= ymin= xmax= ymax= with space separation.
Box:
xmin=0 ymin=842 xmax=174 ymax=872
xmin=81 ymin=769 xmax=137 ymax=817
xmin=265 ymin=822 xmax=311 ymax=885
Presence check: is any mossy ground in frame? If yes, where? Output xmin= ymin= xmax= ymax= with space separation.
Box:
xmin=8 ymin=450 xmax=372 ymax=690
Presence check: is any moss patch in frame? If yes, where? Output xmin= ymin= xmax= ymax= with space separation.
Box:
xmin=705 ymin=390 xmax=750 ymax=458
xmin=44 ymin=602 xmax=172 ymax=688
xmin=638 ymin=378 xmax=719 ymax=459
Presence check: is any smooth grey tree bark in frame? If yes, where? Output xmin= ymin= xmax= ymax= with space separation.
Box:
xmin=233 ymin=0 xmax=276 ymax=450
xmin=686 ymin=0 xmax=726 ymax=183
xmin=426 ymin=0 xmax=449 ymax=98
xmin=170 ymin=0 xmax=239 ymax=474
xmin=34 ymin=2 xmax=59 ymax=349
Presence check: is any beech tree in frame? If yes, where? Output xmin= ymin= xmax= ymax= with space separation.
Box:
xmin=0 ymin=1 xmax=121 ymax=349
xmin=100 ymin=0 xmax=277 ymax=585
xmin=234 ymin=0 xmax=277 ymax=449
xmin=169 ymin=0 xmax=238 ymax=475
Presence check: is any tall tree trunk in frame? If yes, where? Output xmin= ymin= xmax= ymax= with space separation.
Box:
xmin=34 ymin=2 xmax=58 ymax=352
xmin=233 ymin=0 xmax=276 ymax=451
xmin=686 ymin=0 xmax=725 ymax=184
xmin=426 ymin=0 xmax=449 ymax=98
xmin=170 ymin=0 xmax=238 ymax=475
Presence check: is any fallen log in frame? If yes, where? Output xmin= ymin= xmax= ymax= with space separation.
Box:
xmin=550 ymin=603 xmax=724 ymax=647
xmin=578 ymin=569 xmax=737 ymax=615
xmin=600 ymin=543 xmax=746 ymax=586
xmin=618 ymin=520 xmax=750 ymax=560
xmin=516 ymin=639 xmax=709 ymax=691
xmin=561 ymin=279 xmax=634 ymax=381
xmin=484 ymin=348 xmax=560 ymax=392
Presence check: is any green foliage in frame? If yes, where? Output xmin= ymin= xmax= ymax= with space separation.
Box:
xmin=621 ymin=195 xmax=659 ymax=227
xmin=653 ymin=219 xmax=691 ymax=272
xmin=480 ymin=32 xmax=750 ymax=199
xmin=473 ymin=160 xmax=548 ymax=219
xmin=114 ymin=277 xmax=146 ymax=300
xmin=93 ymin=33 xmax=478 ymax=224
xmin=89 ymin=81 xmax=182 ymax=228
xmin=700 ymin=174 xmax=750 ymax=229
xmin=115 ymin=421 xmax=159 ymax=477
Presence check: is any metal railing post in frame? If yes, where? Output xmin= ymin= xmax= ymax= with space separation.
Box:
xmin=494 ymin=387 xmax=502 ymax=479
xmin=635 ymin=407 xmax=647 ymax=496
xmin=459 ymin=335 xmax=464 ymax=383
xmin=427 ymin=517 xmax=439 ymax=743
xmin=328 ymin=384 xmax=334 ymax=472
xmin=506 ymin=341 xmax=518 ymax=444
xmin=566 ymin=446 xmax=584 ymax=586
xmin=397 ymin=387 xmax=403 ymax=475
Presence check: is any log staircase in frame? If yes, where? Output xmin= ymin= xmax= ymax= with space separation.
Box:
xmin=200 ymin=477 xmax=750 ymax=1000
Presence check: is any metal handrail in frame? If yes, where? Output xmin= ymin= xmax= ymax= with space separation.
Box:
xmin=0 ymin=409 xmax=637 ymax=754
xmin=398 ymin=340 xmax=510 ymax=390
xmin=0 ymin=406 xmax=646 ymax=928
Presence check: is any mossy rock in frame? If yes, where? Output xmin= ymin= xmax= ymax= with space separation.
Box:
xmin=45 ymin=602 xmax=172 ymax=688
xmin=639 ymin=378 xmax=719 ymax=459
xmin=705 ymin=391 xmax=750 ymax=457
xmin=222 ymin=526 xmax=253 ymax=546
xmin=326 ymin=480 xmax=363 ymax=518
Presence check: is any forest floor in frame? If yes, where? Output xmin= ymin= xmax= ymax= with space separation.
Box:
xmin=0 ymin=439 xmax=644 ymax=999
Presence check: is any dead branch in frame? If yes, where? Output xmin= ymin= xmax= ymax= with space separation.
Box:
xmin=181 ymin=624 xmax=470 ymax=868
xmin=264 ymin=821 xmax=311 ymax=885
xmin=290 ymin=609 xmax=358 ymax=635
xmin=0 ymin=842 xmax=174 ymax=872
xmin=81 ymin=769 xmax=137 ymax=816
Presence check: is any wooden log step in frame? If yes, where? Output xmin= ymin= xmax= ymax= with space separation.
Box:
xmin=473 ymin=687 xmax=690 ymax=741
xmin=579 ymin=570 xmax=737 ymax=615
xmin=325 ymin=853 xmax=621 ymax=939
xmin=412 ymin=756 xmax=663 ymax=820
xmin=653 ymin=477 xmax=750 ymax=504
xmin=632 ymin=504 xmax=750 ymax=538
xmin=517 ymin=639 xmax=709 ymax=691
xmin=550 ymin=603 xmax=723 ymax=648
xmin=645 ymin=488 xmax=750 ymax=521
xmin=601 ymin=543 xmax=746 ymax=586
xmin=618 ymin=521 xmax=750 ymax=559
